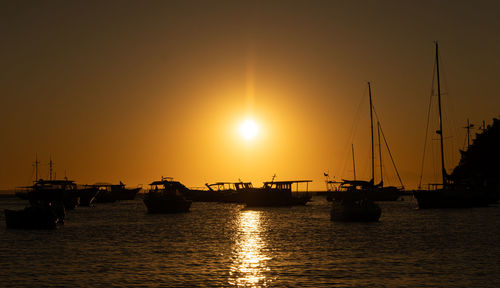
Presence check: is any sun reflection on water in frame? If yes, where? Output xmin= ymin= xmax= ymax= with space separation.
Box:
xmin=229 ymin=210 xmax=272 ymax=287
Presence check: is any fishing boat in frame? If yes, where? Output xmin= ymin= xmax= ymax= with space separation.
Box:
xmin=27 ymin=179 xmax=80 ymax=210
xmin=413 ymin=42 xmax=492 ymax=209
xmin=180 ymin=182 xmax=235 ymax=202
xmin=241 ymin=178 xmax=312 ymax=207
xmin=206 ymin=181 xmax=253 ymax=203
xmin=15 ymin=157 xmax=79 ymax=210
xmin=143 ymin=177 xmax=192 ymax=213
xmin=93 ymin=182 xmax=141 ymax=203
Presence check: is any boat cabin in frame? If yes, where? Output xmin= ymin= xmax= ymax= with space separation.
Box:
xmin=149 ymin=178 xmax=189 ymax=194
xmin=33 ymin=179 xmax=77 ymax=191
xmin=262 ymin=180 xmax=312 ymax=192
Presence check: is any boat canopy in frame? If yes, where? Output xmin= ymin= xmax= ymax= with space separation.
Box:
xmin=263 ymin=180 xmax=312 ymax=191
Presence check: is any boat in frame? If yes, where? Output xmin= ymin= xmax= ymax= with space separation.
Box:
xmin=93 ymin=182 xmax=141 ymax=203
xmin=413 ymin=42 xmax=492 ymax=209
xmin=241 ymin=178 xmax=312 ymax=207
xmin=327 ymin=83 xmax=403 ymax=202
xmin=15 ymin=157 xmax=79 ymax=210
xmin=179 ymin=182 xmax=233 ymax=202
xmin=4 ymin=202 xmax=64 ymax=229
xmin=206 ymin=181 xmax=253 ymax=203
xmin=329 ymin=82 xmax=382 ymax=222
xmin=143 ymin=178 xmax=192 ymax=213
xmin=27 ymin=179 xmax=80 ymax=210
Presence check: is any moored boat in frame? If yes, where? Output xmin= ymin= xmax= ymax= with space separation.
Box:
xmin=329 ymin=82 xmax=382 ymax=221
xmin=5 ymin=202 xmax=64 ymax=229
xmin=93 ymin=182 xmax=141 ymax=203
xmin=143 ymin=178 xmax=192 ymax=213
xmin=241 ymin=179 xmax=312 ymax=207
xmin=27 ymin=179 xmax=80 ymax=210
xmin=413 ymin=42 xmax=495 ymax=209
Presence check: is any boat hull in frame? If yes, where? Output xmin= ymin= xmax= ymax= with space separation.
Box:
xmin=143 ymin=194 xmax=192 ymax=213
xmin=413 ymin=189 xmax=491 ymax=209
xmin=113 ymin=187 xmax=141 ymax=201
xmin=5 ymin=206 xmax=60 ymax=229
xmin=242 ymin=188 xmax=312 ymax=207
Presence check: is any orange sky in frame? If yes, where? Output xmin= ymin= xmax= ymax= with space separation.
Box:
xmin=1 ymin=0 xmax=499 ymax=190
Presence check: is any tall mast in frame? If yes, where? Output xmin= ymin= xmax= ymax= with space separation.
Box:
xmin=435 ymin=41 xmax=446 ymax=187
xmin=377 ymin=121 xmax=383 ymax=186
xmin=49 ymin=156 xmax=53 ymax=181
xmin=351 ymin=144 xmax=356 ymax=181
xmin=368 ymin=82 xmax=375 ymax=185
xmin=33 ymin=153 xmax=40 ymax=183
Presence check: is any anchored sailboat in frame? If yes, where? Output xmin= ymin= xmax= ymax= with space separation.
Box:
xmin=330 ymin=82 xmax=382 ymax=222
xmin=413 ymin=42 xmax=491 ymax=208
xmin=329 ymin=82 xmax=403 ymax=202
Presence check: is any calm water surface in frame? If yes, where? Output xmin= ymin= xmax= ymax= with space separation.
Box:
xmin=1 ymin=196 xmax=499 ymax=287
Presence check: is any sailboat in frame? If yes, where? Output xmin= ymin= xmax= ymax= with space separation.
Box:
xmin=329 ymin=82 xmax=403 ymax=203
xmin=413 ymin=42 xmax=491 ymax=209
xmin=330 ymin=82 xmax=381 ymax=222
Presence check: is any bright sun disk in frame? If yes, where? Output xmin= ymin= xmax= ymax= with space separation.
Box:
xmin=239 ymin=119 xmax=259 ymax=140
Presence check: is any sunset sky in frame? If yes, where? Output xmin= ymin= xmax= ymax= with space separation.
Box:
xmin=1 ymin=0 xmax=499 ymax=190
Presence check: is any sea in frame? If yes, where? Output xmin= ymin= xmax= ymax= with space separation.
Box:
xmin=0 ymin=195 xmax=499 ymax=287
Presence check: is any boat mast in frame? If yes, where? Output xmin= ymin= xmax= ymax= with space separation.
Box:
xmin=435 ymin=41 xmax=446 ymax=187
xmin=377 ymin=121 xmax=383 ymax=186
xmin=33 ymin=154 xmax=40 ymax=183
xmin=368 ymin=82 xmax=375 ymax=185
xmin=49 ymin=156 xmax=53 ymax=181
xmin=351 ymin=144 xmax=356 ymax=181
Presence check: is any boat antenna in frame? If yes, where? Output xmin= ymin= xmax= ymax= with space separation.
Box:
xmin=271 ymin=174 xmax=276 ymax=183
xmin=368 ymin=82 xmax=375 ymax=187
xmin=463 ymin=119 xmax=474 ymax=149
xmin=435 ymin=41 xmax=447 ymax=187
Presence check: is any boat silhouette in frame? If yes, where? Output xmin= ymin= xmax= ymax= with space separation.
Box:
xmin=413 ymin=42 xmax=493 ymax=209
xmin=93 ymin=182 xmax=141 ymax=203
xmin=329 ymin=82 xmax=382 ymax=222
xmin=143 ymin=177 xmax=192 ymax=213
xmin=240 ymin=177 xmax=312 ymax=207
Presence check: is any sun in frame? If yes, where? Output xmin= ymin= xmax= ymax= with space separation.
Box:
xmin=239 ymin=119 xmax=259 ymax=140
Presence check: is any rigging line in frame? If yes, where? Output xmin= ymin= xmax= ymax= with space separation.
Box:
xmin=371 ymin=105 xmax=402 ymax=187
xmin=379 ymin=123 xmax=405 ymax=189
xmin=339 ymin=86 xmax=368 ymax=179
xmin=418 ymin=54 xmax=437 ymax=189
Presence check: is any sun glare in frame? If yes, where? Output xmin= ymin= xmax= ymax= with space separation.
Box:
xmin=239 ymin=119 xmax=259 ymax=141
